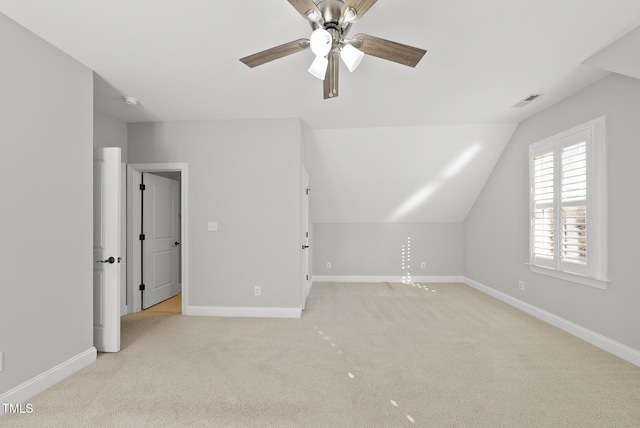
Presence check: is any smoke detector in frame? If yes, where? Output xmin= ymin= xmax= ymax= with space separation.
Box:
xmin=123 ymin=96 xmax=140 ymax=106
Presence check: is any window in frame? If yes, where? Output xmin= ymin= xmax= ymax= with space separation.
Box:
xmin=529 ymin=116 xmax=608 ymax=289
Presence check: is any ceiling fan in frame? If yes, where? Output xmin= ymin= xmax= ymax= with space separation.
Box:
xmin=240 ymin=0 xmax=427 ymax=99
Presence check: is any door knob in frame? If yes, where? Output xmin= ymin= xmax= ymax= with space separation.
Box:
xmin=96 ymin=257 xmax=116 ymax=264
xmin=301 ymin=245 xmax=309 ymax=249
xmin=175 ymin=241 xmax=181 ymax=246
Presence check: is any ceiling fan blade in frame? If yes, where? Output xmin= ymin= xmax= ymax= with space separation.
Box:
xmin=240 ymin=39 xmax=310 ymax=68
xmin=323 ymin=51 xmax=339 ymax=99
xmin=287 ymin=0 xmax=323 ymax=22
xmin=353 ymin=33 xmax=426 ymax=67
xmin=342 ymin=0 xmax=378 ymax=21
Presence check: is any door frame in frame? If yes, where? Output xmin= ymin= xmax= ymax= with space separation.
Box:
xmin=127 ymin=163 xmax=188 ymax=314
xmin=301 ymin=166 xmax=310 ymax=310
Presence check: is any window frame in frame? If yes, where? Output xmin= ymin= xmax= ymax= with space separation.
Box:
xmin=528 ymin=116 xmax=609 ymax=289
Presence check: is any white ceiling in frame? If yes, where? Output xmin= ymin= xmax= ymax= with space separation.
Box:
xmin=2 ymin=0 xmax=639 ymax=223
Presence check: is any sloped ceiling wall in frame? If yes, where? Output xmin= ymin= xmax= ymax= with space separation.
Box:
xmin=305 ymin=124 xmax=517 ymax=223
xmin=584 ymin=24 xmax=640 ymax=79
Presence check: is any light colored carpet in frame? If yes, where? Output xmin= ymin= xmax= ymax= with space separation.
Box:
xmin=3 ymin=282 xmax=640 ymax=427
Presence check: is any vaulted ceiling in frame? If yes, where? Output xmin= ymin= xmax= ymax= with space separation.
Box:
xmin=2 ymin=0 xmax=639 ymax=222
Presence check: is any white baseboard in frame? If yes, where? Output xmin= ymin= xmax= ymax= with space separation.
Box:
xmin=463 ymin=277 xmax=640 ymax=367
xmin=185 ymin=305 xmax=301 ymax=318
xmin=0 ymin=347 xmax=96 ymax=414
xmin=312 ymin=275 xmax=464 ymax=284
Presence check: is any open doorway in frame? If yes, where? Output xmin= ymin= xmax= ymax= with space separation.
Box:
xmin=139 ymin=291 xmax=182 ymax=314
xmin=127 ymin=163 xmax=188 ymax=315
xmin=141 ymin=171 xmax=180 ymax=309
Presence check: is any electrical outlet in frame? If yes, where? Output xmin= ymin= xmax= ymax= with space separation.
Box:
xmin=519 ymin=280 xmax=525 ymax=291
xmin=326 ymin=262 xmax=332 ymax=269
xmin=420 ymin=262 xmax=426 ymax=269
xmin=254 ymin=286 xmax=261 ymax=296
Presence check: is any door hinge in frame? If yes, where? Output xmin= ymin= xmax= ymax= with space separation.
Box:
xmin=306 ymin=275 xmax=309 ymax=281
xmin=139 ymin=234 xmax=145 ymax=241
xmin=140 ymin=184 xmax=146 ymax=191
xmin=306 ymin=188 xmax=310 ymax=195
xmin=139 ymin=284 xmax=145 ymax=291
xmin=306 ymin=232 xmax=309 ymax=238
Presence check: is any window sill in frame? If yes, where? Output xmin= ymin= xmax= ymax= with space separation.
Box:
xmin=527 ymin=264 xmax=609 ymax=290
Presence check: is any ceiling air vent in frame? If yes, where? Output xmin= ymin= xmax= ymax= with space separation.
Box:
xmin=512 ymin=93 xmax=543 ymax=108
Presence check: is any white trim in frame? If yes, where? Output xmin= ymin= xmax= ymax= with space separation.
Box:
xmin=185 ymin=306 xmax=301 ymax=318
xmin=463 ymin=277 xmax=640 ymax=367
xmin=528 ymin=264 xmax=609 ymax=289
xmin=528 ymin=116 xmax=608 ymax=287
xmin=311 ymin=275 xmax=464 ymax=284
xmin=0 ymin=348 xmax=96 ymax=413
xmin=120 ymin=162 xmax=128 ymax=316
xmin=127 ymin=163 xmax=188 ymax=315
xmin=300 ymin=166 xmax=310 ymax=311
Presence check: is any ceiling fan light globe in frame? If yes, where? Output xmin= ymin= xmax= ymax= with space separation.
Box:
xmin=340 ymin=44 xmax=364 ymax=72
xmin=308 ymin=55 xmax=329 ymax=80
xmin=343 ymin=7 xmax=357 ymax=23
xmin=310 ymin=28 xmax=333 ymax=57
xmin=306 ymin=10 xmax=320 ymax=23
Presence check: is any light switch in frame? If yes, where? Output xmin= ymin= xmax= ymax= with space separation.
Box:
xmin=208 ymin=221 xmax=217 ymax=232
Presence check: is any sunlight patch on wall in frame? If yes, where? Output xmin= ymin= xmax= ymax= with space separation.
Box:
xmin=401 ymin=237 xmax=412 ymax=284
xmin=441 ymin=143 xmax=481 ymax=179
xmin=389 ymin=184 xmax=439 ymax=221
xmin=388 ymin=142 xmax=482 ymax=221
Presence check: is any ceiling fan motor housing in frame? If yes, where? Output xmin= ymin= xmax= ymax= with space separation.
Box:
xmin=310 ymin=0 xmax=354 ymax=47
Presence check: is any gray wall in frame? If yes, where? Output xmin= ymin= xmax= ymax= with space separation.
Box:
xmin=0 ymin=13 xmax=94 ymax=394
xmin=94 ymin=107 xmax=128 ymax=162
xmin=313 ymin=223 xmax=463 ymax=277
xmin=464 ymin=73 xmax=640 ymax=351
xmin=128 ymin=119 xmax=304 ymax=309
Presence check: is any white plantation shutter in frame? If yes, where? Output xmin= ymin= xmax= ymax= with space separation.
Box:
xmin=532 ymin=151 xmax=555 ymax=268
xmin=560 ymin=141 xmax=587 ymax=274
xmin=529 ymin=116 xmax=608 ymax=289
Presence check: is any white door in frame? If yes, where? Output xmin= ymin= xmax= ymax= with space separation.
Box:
xmin=93 ymin=147 xmax=121 ymax=353
xmin=142 ymin=173 xmax=180 ymax=309
xmin=120 ymin=163 xmax=127 ymax=316
xmin=301 ymin=168 xmax=310 ymax=310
